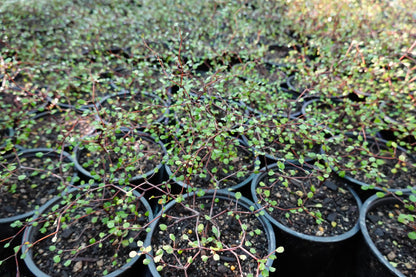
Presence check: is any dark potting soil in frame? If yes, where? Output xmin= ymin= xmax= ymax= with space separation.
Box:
xmin=256 ymin=169 xmax=359 ymax=237
xmin=78 ymin=136 xmax=163 ymax=180
xmin=169 ymin=143 xmax=255 ymax=190
xmin=31 ymin=187 xmax=150 ymax=277
xmin=0 ymin=153 xmax=75 ymax=218
xmin=366 ymin=203 xmax=416 ymax=276
xmin=151 ymin=196 xmax=271 ymax=276
xmin=263 ymin=45 xmax=290 ymax=64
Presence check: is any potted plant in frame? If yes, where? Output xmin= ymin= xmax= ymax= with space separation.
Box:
xmin=96 ymin=89 xmax=169 ymax=131
xmin=74 ymin=130 xmax=166 ymax=185
xmin=135 ymin=189 xmax=280 ymax=277
xmin=165 ymin=134 xmax=259 ymax=192
xmin=358 ymin=191 xmax=416 ymax=277
xmin=21 ymin=182 xmax=154 ymax=276
xmin=14 ymin=107 xmax=96 ymax=151
xmin=251 ymin=162 xmax=362 ymax=276
xmin=0 ymin=148 xmax=78 ymax=265
xmin=301 ymin=98 xmax=375 ymax=134
xmin=321 ymin=133 xmax=416 ymax=195
xmin=243 ymin=115 xmax=326 ymax=166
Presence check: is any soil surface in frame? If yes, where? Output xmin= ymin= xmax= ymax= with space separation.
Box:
xmin=255 ymin=166 xmax=359 ymax=236
xmin=365 ymin=201 xmax=416 ymax=276
xmin=151 ymin=195 xmax=271 ymax=276
xmin=0 ymin=151 xmax=75 ymax=218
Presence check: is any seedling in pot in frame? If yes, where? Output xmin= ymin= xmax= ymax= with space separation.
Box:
xmin=131 ymin=190 xmax=282 ymax=277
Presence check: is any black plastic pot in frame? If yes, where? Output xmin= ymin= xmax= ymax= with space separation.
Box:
xmin=0 ymin=148 xmax=78 ymax=263
xmin=74 ymin=131 xmax=167 ymax=185
xmin=357 ymin=194 xmax=412 ymax=277
xmin=0 ymin=127 xmax=14 ymax=150
xmin=21 ymin=185 xmax=153 ymax=277
xmin=144 ymin=189 xmax=277 ymax=277
xmin=251 ymin=163 xmax=362 ymax=276
xmin=97 ymin=90 xmax=169 ymax=130
xmin=286 ymin=75 xmax=306 ymax=95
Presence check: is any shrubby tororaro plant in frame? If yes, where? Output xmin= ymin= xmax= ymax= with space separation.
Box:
xmin=130 ymin=190 xmax=283 ymax=277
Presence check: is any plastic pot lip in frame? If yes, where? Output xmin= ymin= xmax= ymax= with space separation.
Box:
xmin=321 ymin=132 xmax=416 ymax=193
xmin=73 ymin=131 xmax=167 ymax=183
xmin=96 ymin=89 xmax=170 ymax=128
xmin=21 ymin=184 xmax=153 ymax=277
xmin=144 ymin=189 xmax=276 ymax=277
xmin=164 ymin=138 xmax=259 ymax=191
xmin=0 ymin=127 xmax=14 ymax=149
xmin=300 ymin=97 xmax=346 ymax=119
xmin=166 ymin=164 xmax=258 ymax=192
xmin=359 ymin=194 xmax=408 ymax=277
xmin=6 ymin=147 xmax=75 ymax=163
xmin=286 ymin=75 xmax=301 ymax=93
xmin=0 ymin=148 xmax=78 ymax=223
xmin=379 ymin=100 xmax=415 ymax=127
xmin=251 ymin=163 xmax=362 ymax=243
